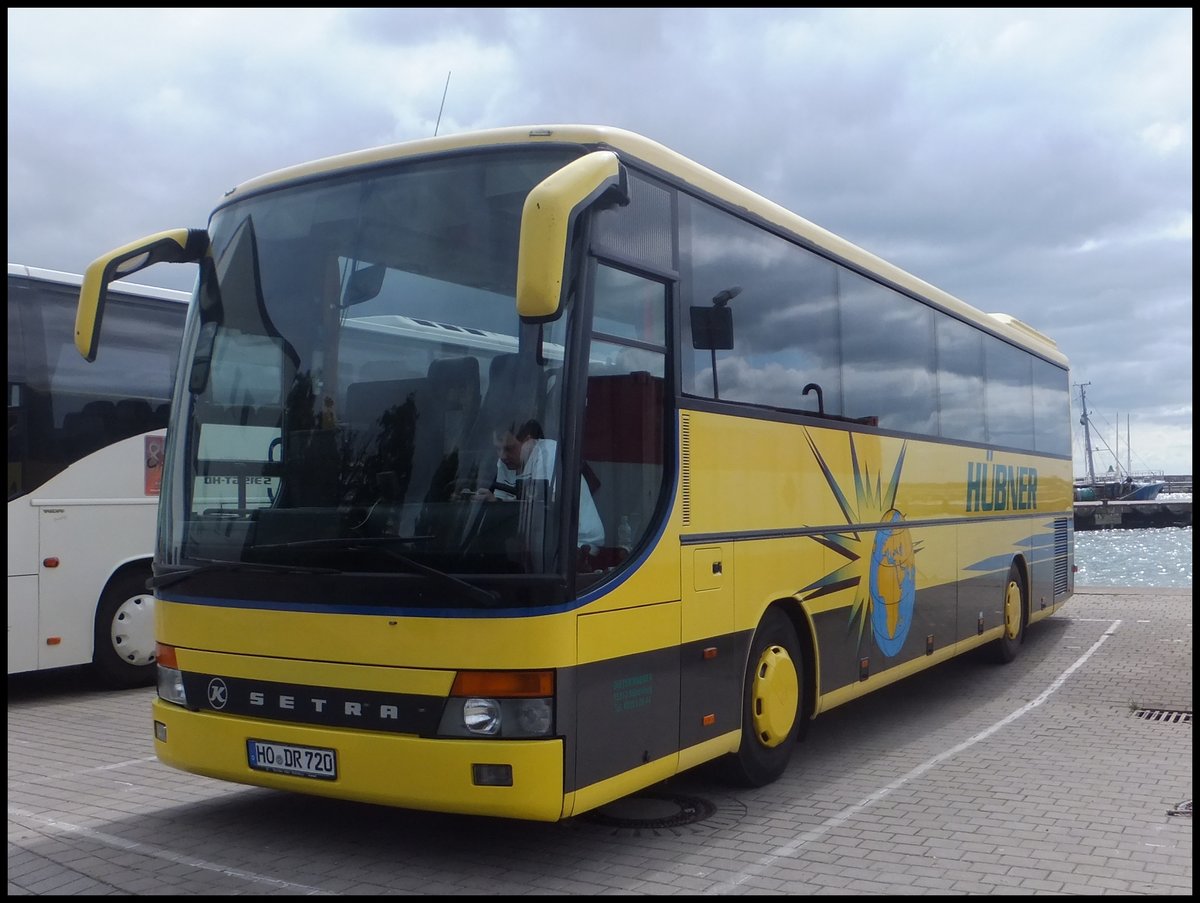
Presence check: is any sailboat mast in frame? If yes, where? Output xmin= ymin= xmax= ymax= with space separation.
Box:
xmin=1126 ymin=414 xmax=1131 ymax=474
xmin=1078 ymin=382 xmax=1096 ymax=484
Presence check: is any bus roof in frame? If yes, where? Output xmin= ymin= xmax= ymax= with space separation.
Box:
xmin=8 ymin=263 xmax=192 ymax=304
xmin=216 ymin=125 xmax=1067 ymax=367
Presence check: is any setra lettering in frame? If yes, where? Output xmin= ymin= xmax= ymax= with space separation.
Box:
xmin=223 ymin=683 xmax=403 ymax=723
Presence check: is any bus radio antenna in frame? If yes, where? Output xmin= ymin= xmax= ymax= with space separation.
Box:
xmin=434 ymin=70 xmax=451 ymax=136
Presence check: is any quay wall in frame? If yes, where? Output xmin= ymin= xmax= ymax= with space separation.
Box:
xmin=1074 ymin=498 xmax=1192 ymax=530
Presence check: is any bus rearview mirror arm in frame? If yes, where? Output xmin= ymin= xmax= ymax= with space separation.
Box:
xmin=515 ymin=151 xmax=628 ymax=321
xmin=75 ymin=228 xmax=210 ymax=361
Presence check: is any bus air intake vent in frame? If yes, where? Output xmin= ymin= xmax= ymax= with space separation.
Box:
xmin=680 ymin=413 xmax=691 ymax=527
xmin=1053 ymin=517 xmax=1069 ymax=596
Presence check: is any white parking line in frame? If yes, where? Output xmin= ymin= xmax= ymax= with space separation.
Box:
xmin=9 ymin=756 xmax=158 ymax=787
xmin=706 ymin=618 xmax=1124 ymax=895
xmin=8 ymin=806 xmax=333 ymax=895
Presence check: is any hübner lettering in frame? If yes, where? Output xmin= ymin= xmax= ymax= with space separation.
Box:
xmin=965 ymin=462 xmax=1038 ymax=512
xmin=248 ymin=691 xmax=400 ymax=720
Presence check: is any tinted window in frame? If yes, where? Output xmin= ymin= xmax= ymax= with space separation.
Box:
xmin=1033 ymin=356 xmax=1070 ymax=456
xmin=680 ymin=196 xmax=841 ymax=415
xmin=8 ymin=274 xmax=185 ymax=499
xmin=936 ymin=316 xmax=986 ymax=443
xmin=984 ymin=336 xmax=1034 ymax=449
xmin=677 ymin=195 xmax=1063 ymax=455
xmin=839 ymin=269 xmax=936 ymax=433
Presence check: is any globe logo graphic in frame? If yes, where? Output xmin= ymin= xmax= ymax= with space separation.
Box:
xmin=869 ymin=508 xmax=915 ymax=656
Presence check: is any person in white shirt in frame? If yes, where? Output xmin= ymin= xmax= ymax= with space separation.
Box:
xmin=473 ymin=419 xmax=605 ymax=551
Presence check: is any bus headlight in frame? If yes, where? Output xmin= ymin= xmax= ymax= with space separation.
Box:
xmin=510 ymin=697 xmax=553 ymax=735
xmin=440 ymin=697 xmax=554 ymax=738
xmin=155 ymin=642 xmax=187 ymax=706
xmin=437 ymin=670 xmax=555 ymax=738
xmin=463 ymin=697 xmax=502 ymax=735
xmin=157 ymin=665 xmax=187 ymax=706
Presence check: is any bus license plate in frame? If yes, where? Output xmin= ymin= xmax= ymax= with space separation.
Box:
xmin=247 ymin=739 xmax=337 ymax=780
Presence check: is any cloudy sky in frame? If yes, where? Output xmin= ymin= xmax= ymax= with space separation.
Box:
xmin=7 ymin=8 xmax=1192 ymax=476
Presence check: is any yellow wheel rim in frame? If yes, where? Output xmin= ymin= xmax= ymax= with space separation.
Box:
xmin=1003 ymin=579 xmax=1022 ymax=640
xmin=750 ymin=644 xmax=799 ymax=748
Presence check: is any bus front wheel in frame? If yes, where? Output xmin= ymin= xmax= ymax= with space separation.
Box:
xmin=94 ymin=569 xmax=157 ymax=689
xmin=991 ymin=562 xmax=1027 ymax=664
xmin=721 ymin=607 xmax=803 ymax=787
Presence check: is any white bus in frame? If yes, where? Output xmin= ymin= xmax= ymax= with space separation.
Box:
xmin=8 ymin=263 xmax=189 ymax=687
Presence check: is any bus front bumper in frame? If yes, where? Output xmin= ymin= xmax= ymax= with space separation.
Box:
xmin=152 ymin=698 xmax=567 ymax=821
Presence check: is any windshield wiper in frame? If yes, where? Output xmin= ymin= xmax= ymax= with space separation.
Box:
xmin=150 ymin=559 xmax=340 ymax=591
xmin=248 ymin=537 xmax=503 ymax=608
xmin=251 ymin=535 xmax=434 ymax=548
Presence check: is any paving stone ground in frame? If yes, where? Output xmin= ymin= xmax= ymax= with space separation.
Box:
xmin=8 ymin=587 xmax=1192 ymax=895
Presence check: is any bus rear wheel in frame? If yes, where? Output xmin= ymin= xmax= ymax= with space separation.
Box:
xmin=721 ymin=607 xmax=803 ymax=787
xmin=991 ymin=562 xmax=1027 ymax=664
xmin=94 ymin=569 xmax=157 ymax=689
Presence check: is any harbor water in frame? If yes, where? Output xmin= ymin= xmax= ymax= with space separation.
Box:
xmin=1073 ymin=524 xmax=1192 ymax=588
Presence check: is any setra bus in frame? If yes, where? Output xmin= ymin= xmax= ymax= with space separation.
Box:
xmin=73 ymin=125 xmax=1074 ymax=820
xmin=9 ymin=263 xmax=188 ymax=687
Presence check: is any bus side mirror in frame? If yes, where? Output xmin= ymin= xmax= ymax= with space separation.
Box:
xmin=76 ymin=228 xmax=209 ymax=361
xmin=516 ymin=151 xmax=628 ymax=320
xmin=689 ymin=305 xmax=734 ymax=350
xmin=340 ymin=263 xmax=386 ymax=308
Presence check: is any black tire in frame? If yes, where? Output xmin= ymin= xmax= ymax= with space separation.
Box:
xmin=720 ymin=607 xmax=803 ymax=787
xmin=991 ymin=561 xmax=1027 ymax=664
xmin=93 ymin=569 xmax=157 ymax=689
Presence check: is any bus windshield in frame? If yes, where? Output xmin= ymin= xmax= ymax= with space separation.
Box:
xmin=158 ymin=146 xmax=586 ymax=606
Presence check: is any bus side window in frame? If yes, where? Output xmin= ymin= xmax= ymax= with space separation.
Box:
xmin=580 ymin=369 xmax=665 ymax=567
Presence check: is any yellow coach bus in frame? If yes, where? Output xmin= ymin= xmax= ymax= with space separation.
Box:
xmin=75 ymin=125 xmax=1074 ymax=821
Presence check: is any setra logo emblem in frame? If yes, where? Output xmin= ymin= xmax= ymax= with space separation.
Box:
xmin=207 ymin=678 xmax=229 ymax=710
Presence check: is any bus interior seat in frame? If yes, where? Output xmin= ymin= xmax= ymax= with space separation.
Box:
xmin=62 ymin=410 xmax=107 ymax=458
xmin=483 ymin=353 xmax=545 ymax=422
xmin=457 ymin=353 xmax=546 ymax=485
xmin=343 ymin=378 xmax=424 ymax=499
xmin=114 ymin=399 xmax=154 ymax=437
xmin=78 ymin=400 xmax=118 ymax=444
xmin=425 ymin=356 xmax=480 ymax=454
xmin=345 ymin=374 xmax=424 ymax=473
xmin=400 ymin=357 xmax=482 ymax=507
xmin=81 ymin=399 xmax=117 ymax=423
xmin=344 ymin=378 xmax=424 ymax=438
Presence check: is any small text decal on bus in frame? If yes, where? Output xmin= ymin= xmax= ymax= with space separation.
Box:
xmin=612 ymin=674 xmax=653 ymax=713
xmin=965 ymin=459 xmax=1038 ymax=512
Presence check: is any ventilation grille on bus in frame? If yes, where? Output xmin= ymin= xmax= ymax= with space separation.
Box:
xmin=680 ymin=413 xmax=691 ymax=527
xmin=1053 ymin=517 xmax=1069 ymax=597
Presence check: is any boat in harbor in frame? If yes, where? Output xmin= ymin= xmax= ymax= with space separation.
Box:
xmin=1073 ymin=383 xmax=1167 ymax=502
xmin=1073 ymin=476 xmax=1166 ymax=502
